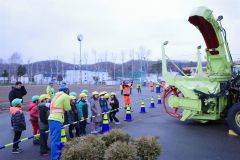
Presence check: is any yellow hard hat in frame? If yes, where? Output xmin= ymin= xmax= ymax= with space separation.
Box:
xmin=92 ymin=91 xmax=99 ymax=95
xmin=104 ymin=93 xmax=109 ymax=99
xmin=79 ymin=93 xmax=87 ymax=98
xmin=69 ymin=95 xmax=76 ymax=100
xmin=110 ymin=92 xmax=116 ymax=96
xmin=103 ymin=91 xmax=107 ymax=94
xmin=39 ymin=94 xmax=50 ymax=101
xmin=99 ymin=91 xmax=106 ymax=96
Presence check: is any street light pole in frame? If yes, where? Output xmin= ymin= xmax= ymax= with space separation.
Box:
xmin=77 ymin=34 xmax=83 ymax=85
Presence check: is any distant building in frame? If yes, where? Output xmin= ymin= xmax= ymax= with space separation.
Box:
xmin=65 ymin=70 xmax=109 ymax=84
xmin=18 ymin=75 xmax=29 ymax=84
xmin=34 ymin=73 xmax=56 ymax=85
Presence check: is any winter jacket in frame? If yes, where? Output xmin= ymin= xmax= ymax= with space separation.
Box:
xmin=27 ymin=102 xmax=39 ymax=122
xmin=9 ymin=86 xmax=27 ymax=106
xmin=109 ymin=97 xmax=119 ymax=112
xmin=90 ymin=97 xmax=102 ymax=123
xmin=76 ymin=100 xmax=88 ymax=120
xmin=46 ymin=85 xmax=55 ymax=99
xmin=48 ymin=92 xmax=71 ymax=123
xmin=10 ymin=107 xmax=26 ymax=131
xmin=65 ymin=101 xmax=78 ymax=124
xmin=99 ymin=96 xmax=109 ymax=113
xmin=38 ymin=103 xmax=50 ymax=130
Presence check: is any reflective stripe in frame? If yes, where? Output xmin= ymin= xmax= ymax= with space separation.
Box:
xmin=61 ymin=129 xmax=67 ymax=143
xmin=50 ymin=109 xmax=64 ymax=113
xmin=103 ymin=114 xmax=109 ymax=124
xmin=50 ymin=92 xmax=64 ymax=114
xmin=151 ymin=98 xmax=154 ymax=103
xmin=126 ymin=106 xmax=131 ymax=114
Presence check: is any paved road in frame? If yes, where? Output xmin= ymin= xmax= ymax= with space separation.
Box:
xmin=0 ymin=88 xmax=240 ymax=160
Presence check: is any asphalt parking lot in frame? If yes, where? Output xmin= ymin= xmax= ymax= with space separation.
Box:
xmin=0 ymin=87 xmax=240 ymax=160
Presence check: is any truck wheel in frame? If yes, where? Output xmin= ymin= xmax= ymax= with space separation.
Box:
xmin=227 ymin=103 xmax=240 ymax=135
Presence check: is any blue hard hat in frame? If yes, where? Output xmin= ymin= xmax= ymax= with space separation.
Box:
xmin=49 ymin=81 xmax=54 ymax=85
xmin=58 ymin=84 xmax=68 ymax=91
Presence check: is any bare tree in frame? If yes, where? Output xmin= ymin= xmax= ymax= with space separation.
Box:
xmin=27 ymin=58 xmax=31 ymax=83
xmin=84 ymin=51 xmax=88 ymax=70
xmin=92 ymin=49 xmax=97 ymax=73
xmin=104 ymin=51 xmax=108 ymax=72
xmin=8 ymin=52 xmax=22 ymax=79
xmin=0 ymin=58 xmax=3 ymax=64
xmin=62 ymin=62 xmax=64 ymax=77
xmin=49 ymin=58 xmax=53 ymax=78
xmin=129 ymin=49 xmax=135 ymax=79
xmin=8 ymin=52 xmax=22 ymax=64
xmin=121 ymin=51 xmax=125 ymax=78
xmin=111 ymin=52 xmax=116 ymax=80
xmin=55 ymin=56 xmax=59 ymax=75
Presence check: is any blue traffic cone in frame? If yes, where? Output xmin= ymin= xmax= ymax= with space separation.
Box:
xmin=150 ymin=97 xmax=155 ymax=108
xmin=102 ymin=113 xmax=110 ymax=133
xmin=140 ymin=100 xmax=146 ymax=113
xmin=125 ymin=105 xmax=132 ymax=121
xmin=157 ymin=95 xmax=162 ymax=104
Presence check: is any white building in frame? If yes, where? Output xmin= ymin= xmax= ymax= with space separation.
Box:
xmin=34 ymin=74 xmax=53 ymax=85
xmin=18 ymin=75 xmax=29 ymax=84
xmin=65 ymin=70 xmax=109 ymax=84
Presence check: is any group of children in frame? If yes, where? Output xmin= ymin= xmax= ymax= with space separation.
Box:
xmin=9 ymin=89 xmax=120 ymax=155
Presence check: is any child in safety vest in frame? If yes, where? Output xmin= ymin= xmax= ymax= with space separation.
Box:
xmin=38 ymin=94 xmax=51 ymax=156
xmin=10 ymin=98 xmax=26 ymax=154
xmin=27 ymin=95 xmax=40 ymax=145
xmin=77 ymin=93 xmax=88 ymax=135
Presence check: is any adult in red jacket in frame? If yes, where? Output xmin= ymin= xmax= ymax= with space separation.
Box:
xmin=27 ymin=95 xmax=40 ymax=144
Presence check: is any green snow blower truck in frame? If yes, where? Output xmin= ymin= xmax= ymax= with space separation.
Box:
xmin=161 ymin=6 xmax=240 ymax=135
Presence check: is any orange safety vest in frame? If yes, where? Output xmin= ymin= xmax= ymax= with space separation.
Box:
xmin=50 ymin=92 xmax=64 ymax=114
xmin=123 ymin=85 xmax=130 ymax=95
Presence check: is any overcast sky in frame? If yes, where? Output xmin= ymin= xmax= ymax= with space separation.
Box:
xmin=0 ymin=0 xmax=239 ymax=64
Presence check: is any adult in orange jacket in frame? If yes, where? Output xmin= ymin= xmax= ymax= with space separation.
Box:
xmin=122 ymin=81 xmax=131 ymax=108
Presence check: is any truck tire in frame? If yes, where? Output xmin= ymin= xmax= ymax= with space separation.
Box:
xmin=227 ymin=103 xmax=240 ymax=135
